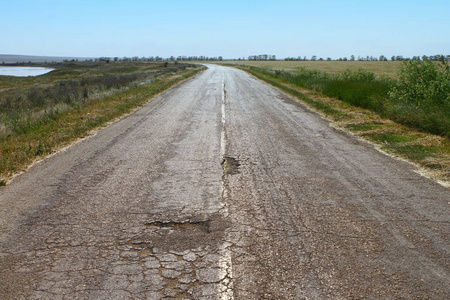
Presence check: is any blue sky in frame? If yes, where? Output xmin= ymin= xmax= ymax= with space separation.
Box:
xmin=2 ymin=0 xmax=449 ymax=59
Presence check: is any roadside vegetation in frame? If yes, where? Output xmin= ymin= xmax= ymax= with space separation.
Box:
xmin=220 ymin=60 xmax=403 ymax=78
xmin=0 ymin=61 xmax=204 ymax=184
xmin=229 ymin=60 xmax=450 ymax=184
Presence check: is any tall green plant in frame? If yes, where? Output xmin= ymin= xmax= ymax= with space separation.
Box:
xmin=389 ymin=59 xmax=450 ymax=107
xmin=388 ymin=58 xmax=450 ymax=136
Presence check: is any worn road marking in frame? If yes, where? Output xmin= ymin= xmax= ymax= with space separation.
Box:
xmin=219 ymin=74 xmax=234 ymax=299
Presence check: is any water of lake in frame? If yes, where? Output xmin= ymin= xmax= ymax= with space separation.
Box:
xmin=0 ymin=66 xmax=54 ymax=77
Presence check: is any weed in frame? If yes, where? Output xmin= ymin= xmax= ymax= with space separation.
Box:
xmin=34 ymin=140 xmax=52 ymax=156
xmin=385 ymin=144 xmax=437 ymax=161
xmin=363 ymin=132 xmax=436 ymax=161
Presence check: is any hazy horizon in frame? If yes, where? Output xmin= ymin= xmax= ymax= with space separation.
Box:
xmin=2 ymin=0 xmax=449 ymax=59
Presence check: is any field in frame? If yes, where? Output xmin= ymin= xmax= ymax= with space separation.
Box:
xmin=219 ymin=60 xmax=403 ymax=78
xmin=0 ymin=61 xmax=203 ymax=183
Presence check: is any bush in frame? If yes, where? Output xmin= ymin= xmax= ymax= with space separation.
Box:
xmin=389 ymin=59 xmax=450 ymax=107
xmin=388 ymin=59 xmax=450 ymax=136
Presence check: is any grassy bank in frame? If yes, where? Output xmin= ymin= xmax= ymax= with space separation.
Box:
xmin=240 ymin=62 xmax=450 ymax=138
xmin=0 ymin=61 xmax=204 ymax=184
xmin=236 ymin=65 xmax=450 ymax=184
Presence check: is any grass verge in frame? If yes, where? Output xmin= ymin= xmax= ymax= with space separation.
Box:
xmin=235 ymin=65 xmax=450 ymax=185
xmin=0 ymin=63 xmax=204 ymax=183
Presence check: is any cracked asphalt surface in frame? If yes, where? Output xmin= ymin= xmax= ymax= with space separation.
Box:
xmin=0 ymin=64 xmax=449 ymax=299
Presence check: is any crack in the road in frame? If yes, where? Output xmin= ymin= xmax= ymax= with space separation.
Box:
xmin=145 ymin=220 xmax=211 ymax=232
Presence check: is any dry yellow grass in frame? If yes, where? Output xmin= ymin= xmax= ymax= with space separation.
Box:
xmin=219 ymin=60 xmax=403 ymax=78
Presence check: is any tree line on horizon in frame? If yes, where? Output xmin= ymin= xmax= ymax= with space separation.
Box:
xmin=101 ymin=54 xmax=450 ymax=62
xmin=282 ymin=54 xmax=449 ymax=62
xmin=2 ymin=54 xmax=449 ymax=65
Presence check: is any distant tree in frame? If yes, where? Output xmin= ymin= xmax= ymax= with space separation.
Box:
xmin=311 ymin=55 xmax=317 ymax=61
xmin=350 ymin=55 xmax=355 ymax=61
xmin=248 ymin=54 xmax=275 ymax=61
xmin=429 ymin=54 xmax=446 ymax=61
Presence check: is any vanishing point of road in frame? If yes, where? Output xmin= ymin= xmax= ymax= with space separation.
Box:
xmin=0 ymin=65 xmax=449 ymax=299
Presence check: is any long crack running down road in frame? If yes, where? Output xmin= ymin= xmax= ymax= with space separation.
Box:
xmin=0 ymin=65 xmax=449 ymax=299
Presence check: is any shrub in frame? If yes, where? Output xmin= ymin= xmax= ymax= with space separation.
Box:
xmin=389 ymin=59 xmax=450 ymax=107
xmin=388 ymin=59 xmax=450 ymax=136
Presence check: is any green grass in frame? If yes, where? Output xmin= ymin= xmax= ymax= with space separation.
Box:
xmin=248 ymin=66 xmax=391 ymax=114
xmin=386 ymin=144 xmax=437 ymax=161
xmin=364 ymin=132 xmax=436 ymax=161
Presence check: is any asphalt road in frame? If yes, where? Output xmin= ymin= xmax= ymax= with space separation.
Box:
xmin=0 ymin=65 xmax=449 ymax=299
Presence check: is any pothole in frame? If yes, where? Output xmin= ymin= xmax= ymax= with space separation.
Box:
xmin=145 ymin=220 xmax=211 ymax=233
xmin=125 ymin=214 xmax=228 ymax=252
xmin=221 ymin=156 xmax=240 ymax=175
